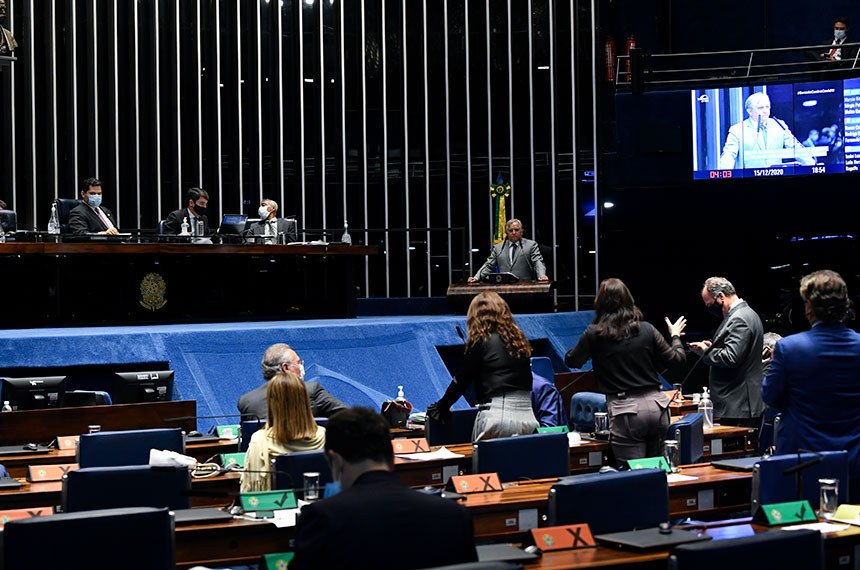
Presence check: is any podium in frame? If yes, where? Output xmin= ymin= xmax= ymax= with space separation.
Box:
xmin=446 ymin=281 xmax=554 ymax=313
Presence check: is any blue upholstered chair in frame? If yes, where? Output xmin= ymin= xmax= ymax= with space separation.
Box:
xmin=78 ymin=428 xmax=185 ymax=468
xmin=668 ymin=528 xmax=822 ymax=570
xmin=62 ymin=465 xmax=191 ymax=512
xmin=667 ymin=412 xmax=704 ymax=464
xmin=273 ymin=450 xmax=333 ymax=499
xmin=751 ymin=450 xmax=849 ymax=511
xmin=0 ymin=463 xmax=8 ymax=478
xmin=2 ymin=507 xmax=175 ymax=569
xmin=548 ymin=468 xmax=669 ymax=534
xmin=54 ymin=198 xmax=81 ymax=235
xmin=530 ymin=356 xmax=555 ymax=382
xmin=473 ymin=432 xmax=569 ymax=482
xmin=758 ymin=409 xmax=781 ymax=455
xmin=239 ymin=419 xmax=265 ymax=452
xmin=569 ymin=392 xmax=607 ymax=432
xmin=426 ymin=407 xmax=479 ymax=446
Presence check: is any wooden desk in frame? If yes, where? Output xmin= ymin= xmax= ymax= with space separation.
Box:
xmin=0 ymin=438 xmax=239 ymax=478
xmin=0 ymin=400 xmax=196 ymax=446
xmin=446 ymin=282 xmax=554 ymax=313
xmin=0 ymin=471 xmax=240 ymax=511
xmin=460 ymin=464 xmax=753 ymax=541
xmin=0 ymin=242 xmax=378 ymax=327
xmin=393 ymin=439 xmax=611 ymax=488
xmin=175 ymin=517 xmax=294 ymax=570
xmin=704 ymin=425 xmax=757 ymax=458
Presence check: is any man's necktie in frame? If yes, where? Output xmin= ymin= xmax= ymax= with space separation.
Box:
xmin=95 ymin=207 xmax=114 ymax=231
xmin=509 ymin=242 xmax=517 ymax=265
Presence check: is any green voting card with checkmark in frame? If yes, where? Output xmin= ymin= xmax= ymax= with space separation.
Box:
xmin=240 ymin=489 xmax=297 ymax=516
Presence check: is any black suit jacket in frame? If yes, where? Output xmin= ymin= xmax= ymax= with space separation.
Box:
xmin=291 ymin=470 xmax=477 ymax=570
xmin=246 ymin=217 xmax=298 ymax=243
xmin=237 ymin=380 xmax=347 ymax=420
xmin=164 ymin=208 xmax=209 ymax=235
xmin=68 ymin=203 xmax=117 ymax=234
xmin=703 ymin=300 xmax=765 ymax=419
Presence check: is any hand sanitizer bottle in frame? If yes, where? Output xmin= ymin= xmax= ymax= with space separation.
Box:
xmin=698 ymin=387 xmax=714 ymax=430
xmin=341 ymin=220 xmax=351 ymax=245
xmin=180 ymin=217 xmax=190 ymax=236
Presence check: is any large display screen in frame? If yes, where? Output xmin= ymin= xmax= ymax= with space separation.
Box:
xmin=692 ymin=78 xmax=860 ymax=179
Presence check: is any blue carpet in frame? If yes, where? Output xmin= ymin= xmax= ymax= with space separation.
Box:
xmin=0 ymin=312 xmax=593 ymax=432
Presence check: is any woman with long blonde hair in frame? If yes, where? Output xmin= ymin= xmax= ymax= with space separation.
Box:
xmin=241 ymin=372 xmax=326 ymax=492
xmin=428 ymin=291 xmax=538 ymax=440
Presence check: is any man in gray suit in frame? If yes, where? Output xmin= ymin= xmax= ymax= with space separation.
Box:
xmin=689 ymin=277 xmax=765 ymax=428
xmin=246 ymin=198 xmax=298 ymax=244
xmin=468 ymin=219 xmax=548 ymax=283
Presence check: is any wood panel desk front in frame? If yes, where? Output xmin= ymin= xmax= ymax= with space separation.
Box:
xmin=0 ymin=400 xmax=197 ymax=446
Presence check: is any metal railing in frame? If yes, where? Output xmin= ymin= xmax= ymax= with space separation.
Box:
xmin=616 ymin=42 xmax=860 ymax=90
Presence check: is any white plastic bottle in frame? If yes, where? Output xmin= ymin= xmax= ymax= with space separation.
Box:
xmin=1 ymin=401 xmax=12 ymax=413
xmin=698 ymin=387 xmax=714 ymax=430
xmin=48 ymin=203 xmax=61 ymax=235
xmin=396 ymin=385 xmax=406 ymax=402
xmin=180 ymin=217 xmax=190 ymax=236
xmin=341 ymin=219 xmax=352 ymax=245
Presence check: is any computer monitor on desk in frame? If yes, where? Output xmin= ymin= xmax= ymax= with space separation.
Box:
xmin=111 ymin=370 xmax=174 ymax=404
xmin=0 ymin=376 xmax=66 ymax=410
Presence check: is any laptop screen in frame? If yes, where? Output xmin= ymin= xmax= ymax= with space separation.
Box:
xmin=220 ymin=214 xmax=248 ymax=235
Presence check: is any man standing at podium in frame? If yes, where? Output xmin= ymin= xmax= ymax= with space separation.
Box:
xmin=69 ymin=178 xmax=119 ymax=235
xmin=468 ymin=219 xmax=548 ymax=283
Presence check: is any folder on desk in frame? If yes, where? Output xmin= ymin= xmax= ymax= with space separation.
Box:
xmin=171 ymin=507 xmax=235 ymax=526
xmin=594 ymin=527 xmax=711 ymax=551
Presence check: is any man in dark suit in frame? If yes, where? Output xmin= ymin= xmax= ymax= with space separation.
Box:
xmin=246 ymin=198 xmax=298 ymax=244
xmin=813 ymin=17 xmax=857 ymax=66
xmin=762 ymin=270 xmax=860 ymax=502
xmin=237 ymin=343 xmax=347 ymax=420
xmin=69 ymin=178 xmax=119 ymax=235
xmin=290 ymin=407 xmax=478 ymax=570
xmin=469 ymin=218 xmax=548 ymax=283
xmin=164 ymin=187 xmax=210 ymax=236
xmin=690 ymin=276 xmax=764 ymax=427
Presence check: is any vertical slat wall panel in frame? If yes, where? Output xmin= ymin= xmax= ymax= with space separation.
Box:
xmin=1 ymin=0 xmax=591 ymax=308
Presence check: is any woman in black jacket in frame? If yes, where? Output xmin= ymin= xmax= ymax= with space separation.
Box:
xmin=566 ymin=278 xmax=687 ymax=464
xmin=428 ymin=291 xmax=539 ymax=440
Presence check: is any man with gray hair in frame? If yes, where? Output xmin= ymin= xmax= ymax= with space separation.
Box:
xmin=718 ymin=91 xmax=814 ymax=170
xmin=237 ymin=343 xmax=347 ymax=420
xmin=468 ymin=218 xmax=548 ymax=283
xmin=690 ymin=277 xmax=765 ymax=427
xmin=246 ymin=198 xmax=297 ymax=244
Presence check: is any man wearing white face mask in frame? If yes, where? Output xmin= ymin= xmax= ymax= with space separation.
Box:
xmin=237 ymin=343 xmax=347 ymax=421
xmin=69 ymin=178 xmax=120 ymax=235
xmin=815 ymin=17 xmax=857 ymax=65
xmin=246 ymin=198 xmax=298 ymax=244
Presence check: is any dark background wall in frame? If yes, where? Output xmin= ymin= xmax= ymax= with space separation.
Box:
xmin=1 ymin=0 xmax=858 ymax=320
xmin=596 ymin=1 xmax=860 ymax=339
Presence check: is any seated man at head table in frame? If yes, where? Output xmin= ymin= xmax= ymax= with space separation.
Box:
xmin=68 ymin=177 xmax=120 ymax=235
xmin=237 ymin=343 xmax=348 ymax=421
xmin=468 ymin=218 xmax=549 ymax=283
xmin=245 ymin=198 xmax=298 ymax=244
xmin=164 ymin=187 xmax=211 ymax=236
xmin=290 ymin=407 xmax=478 ymax=570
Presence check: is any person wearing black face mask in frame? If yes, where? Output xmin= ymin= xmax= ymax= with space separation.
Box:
xmin=689 ymin=277 xmax=765 ymax=428
xmin=164 ymin=187 xmax=210 ymax=236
